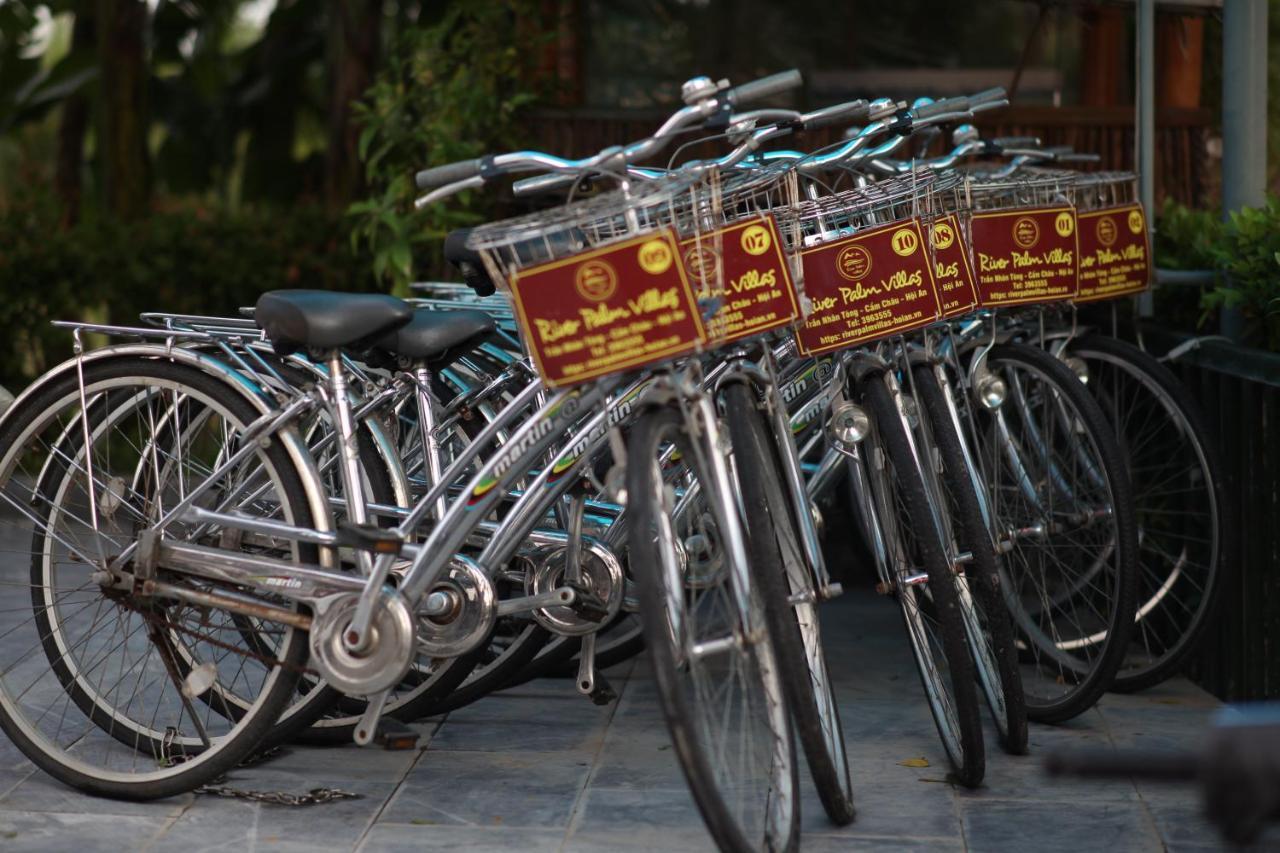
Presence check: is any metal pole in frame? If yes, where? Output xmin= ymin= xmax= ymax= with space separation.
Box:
xmin=1135 ymin=0 xmax=1156 ymax=319
xmin=1221 ymin=0 xmax=1268 ymax=342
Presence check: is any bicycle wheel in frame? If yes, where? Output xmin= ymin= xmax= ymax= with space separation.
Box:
xmin=911 ymin=362 xmax=1028 ymax=755
xmin=1066 ymin=334 xmax=1230 ymax=691
xmin=858 ymin=370 xmax=985 ymax=787
xmin=628 ymin=405 xmax=798 ymax=853
xmin=2 ymin=358 xmax=309 ymax=798
xmin=975 ymin=342 xmax=1138 ymax=722
xmin=722 ymin=382 xmax=855 ymax=825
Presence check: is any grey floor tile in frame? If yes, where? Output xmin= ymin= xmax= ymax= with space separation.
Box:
xmin=572 ymin=786 xmax=706 ymax=834
xmin=361 ymin=824 xmax=563 ymax=852
xmin=961 ymin=798 xmax=1164 ymax=853
xmin=245 ymin=742 xmax=422 ymax=782
xmin=807 ymin=769 xmax=961 ymax=840
xmin=0 ymin=770 xmax=191 ymax=817
xmin=1141 ymin=796 xmax=1224 ymax=848
xmin=564 ymin=829 xmax=714 ymax=852
xmin=0 ymin=810 xmax=165 ymax=852
xmin=379 ymin=750 xmax=592 ymax=829
xmin=802 ymin=835 xmax=964 ymax=852
xmin=156 ymin=779 xmax=397 ymax=852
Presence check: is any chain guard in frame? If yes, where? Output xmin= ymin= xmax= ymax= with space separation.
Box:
xmin=309 ymin=591 xmax=415 ymax=695
xmin=416 ymin=559 xmax=497 ymax=658
xmin=526 ymin=545 xmax=624 ymax=636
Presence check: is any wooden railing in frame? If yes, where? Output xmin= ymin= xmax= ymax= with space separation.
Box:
xmin=524 ymin=105 xmax=1213 ymax=206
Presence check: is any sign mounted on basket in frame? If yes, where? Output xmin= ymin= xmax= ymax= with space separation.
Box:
xmin=509 ymin=230 xmax=705 ymax=387
xmin=794 ymin=219 xmax=941 ymax=356
xmin=1073 ymin=203 xmax=1152 ymax=302
xmin=680 ymin=215 xmax=800 ymax=345
xmin=970 ymin=206 xmax=1079 ymax=306
xmin=928 ymin=214 xmax=980 ymax=319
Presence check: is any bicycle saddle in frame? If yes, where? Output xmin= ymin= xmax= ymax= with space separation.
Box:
xmin=373 ymin=307 xmax=497 ymax=362
xmin=255 ymin=290 xmax=414 ymax=354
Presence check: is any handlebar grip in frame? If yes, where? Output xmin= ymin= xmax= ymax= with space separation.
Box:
xmin=914 ymin=96 xmax=970 ymax=119
xmin=415 ymin=158 xmax=484 ymax=191
xmin=726 ymin=69 xmax=803 ymax=107
xmin=802 ymin=100 xmax=869 ymax=131
xmin=1057 ymin=153 xmax=1103 ymax=164
xmin=969 ymin=87 xmax=1007 ymax=107
xmin=991 ymin=136 xmax=1040 ymax=147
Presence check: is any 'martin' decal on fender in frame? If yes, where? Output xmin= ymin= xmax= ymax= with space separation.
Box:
xmin=466 ymin=392 xmax=583 ymax=508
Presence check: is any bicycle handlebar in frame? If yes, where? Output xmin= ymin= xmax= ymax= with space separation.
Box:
xmin=414 ymin=69 xmax=803 ymax=195
xmin=914 ymin=96 xmax=970 ymax=120
xmin=416 ymin=158 xmax=484 ymax=192
xmin=724 ymin=69 xmax=803 ymax=107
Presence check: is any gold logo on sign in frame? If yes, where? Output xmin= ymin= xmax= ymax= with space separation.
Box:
xmin=1013 ymin=217 xmax=1040 ymax=249
xmin=575 ymin=260 xmax=618 ymax=302
xmin=931 ymin=221 xmax=956 ymax=250
xmin=1096 ymin=216 xmax=1117 ymax=247
xmin=741 ymin=224 xmax=772 ymax=256
xmin=891 ymin=228 xmax=920 ymax=257
xmin=638 ymin=239 xmax=674 ymax=275
xmin=836 ymin=245 xmax=873 ymax=281
xmin=1128 ymin=209 xmax=1145 ymax=234
xmin=1055 ymin=212 xmax=1075 ymax=238
xmin=683 ymin=244 xmax=719 ymax=286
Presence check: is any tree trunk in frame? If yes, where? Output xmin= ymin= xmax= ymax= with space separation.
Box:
xmin=96 ymin=0 xmax=150 ymax=220
xmin=55 ymin=8 xmax=95 ymax=229
xmin=324 ymin=0 xmax=383 ymax=213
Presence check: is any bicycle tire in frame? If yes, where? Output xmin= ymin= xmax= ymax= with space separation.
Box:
xmin=980 ymin=342 xmax=1139 ymax=722
xmin=859 ymin=370 xmax=985 ymax=787
xmin=628 ymin=405 xmax=799 ymax=853
xmin=1067 ymin=334 xmax=1231 ymax=692
xmin=722 ymin=382 xmax=856 ymax=825
xmin=7 ymin=357 xmax=309 ymax=799
xmin=911 ymin=362 xmax=1028 ymax=754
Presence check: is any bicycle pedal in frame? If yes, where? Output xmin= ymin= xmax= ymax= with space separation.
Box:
xmin=564 ymin=582 xmax=609 ymax=623
xmin=586 ymin=675 xmax=617 ymax=706
xmin=373 ymin=718 xmax=420 ymax=751
xmin=336 ymin=521 xmax=404 ymax=555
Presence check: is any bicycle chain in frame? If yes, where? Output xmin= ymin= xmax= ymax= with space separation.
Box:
xmin=115 ymin=595 xmax=360 ymax=807
xmin=193 ymin=785 xmax=361 ymax=806
xmin=112 ymin=589 xmax=314 ymax=676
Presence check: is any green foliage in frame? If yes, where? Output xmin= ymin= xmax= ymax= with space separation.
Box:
xmin=348 ymin=2 xmax=546 ymax=293
xmin=1156 ymin=199 xmax=1280 ymax=351
xmin=0 ymin=193 xmax=374 ymax=391
xmin=1153 ymin=199 xmax=1220 ymax=272
xmin=1201 ymin=199 xmax=1280 ymax=351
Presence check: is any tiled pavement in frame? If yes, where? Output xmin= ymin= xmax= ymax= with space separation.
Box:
xmin=0 ymin=590 xmax=1254 ymax=852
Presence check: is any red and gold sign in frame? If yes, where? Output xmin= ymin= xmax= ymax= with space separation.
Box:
xmin=928 ymin=214 xmax=979 ymax=319
xmin=510 ymin=229 xmax=705 ymax=387
xmin=679 ymin=216 xmax=800 ymax=344
xmin=794 ymin=219 xmax=941 ymax=356
xmin=1073 ymin=203 xmax=1152 ymax=303
xmin=970 ymin=206 xmax=1079 ymax=306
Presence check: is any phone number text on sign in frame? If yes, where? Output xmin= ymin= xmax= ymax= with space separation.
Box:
xmin=1074 ymin=203 xmax=1151 ymax=302
xmin=509 ymin=230 xmax=705 ymax=387
xmin=680 ymin=216 xmax=799 ymax=344
xmin=970 ymin=206 xmax=1079 ymax=306
xmin=795 ymin=219 xmax=941 ymax=356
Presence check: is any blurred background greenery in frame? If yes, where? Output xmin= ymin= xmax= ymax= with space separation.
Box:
xmin=0 ymin=1 xmax=1275 ymax=391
